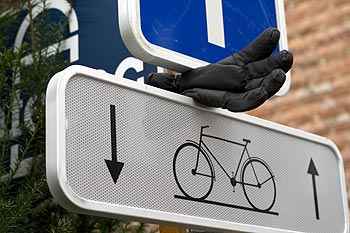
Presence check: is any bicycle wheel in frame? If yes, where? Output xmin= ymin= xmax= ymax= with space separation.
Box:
xmin=241 ymin=158 xmax=276 ymax=211
xmin=173 ymin=142 xmax=214 ymax=200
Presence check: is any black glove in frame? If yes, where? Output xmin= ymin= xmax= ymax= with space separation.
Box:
xmin=182 ymin=69 xmax=286 ymax=112
xmin=147 ymin=27 xmax=293 ymax=112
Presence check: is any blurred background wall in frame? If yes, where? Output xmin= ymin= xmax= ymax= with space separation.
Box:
xmin=249 ymin=0 xmax=350 ymax=203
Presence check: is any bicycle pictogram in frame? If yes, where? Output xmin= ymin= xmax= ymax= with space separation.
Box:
xmin=173 ymin=126 xmax=277 ymax=214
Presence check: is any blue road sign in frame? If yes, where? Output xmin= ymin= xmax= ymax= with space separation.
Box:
xmin=120 ymin=0 xmax=288 ymax=68
xmin=119 ymin=0 xmax=290 ymax=95
xmin=140 ymin=0 xmax=279 ymax=63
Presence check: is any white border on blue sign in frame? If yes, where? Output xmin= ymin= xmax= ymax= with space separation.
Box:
xmin=118 ymin=0 xmax=291 ymax=96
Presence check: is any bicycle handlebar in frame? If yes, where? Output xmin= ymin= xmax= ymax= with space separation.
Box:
xmin=201 ymin=126 xmax=209 ymax=134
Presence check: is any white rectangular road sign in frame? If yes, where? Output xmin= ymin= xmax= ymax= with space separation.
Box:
xmin=46 ymin=65 xmax=349 ymax=233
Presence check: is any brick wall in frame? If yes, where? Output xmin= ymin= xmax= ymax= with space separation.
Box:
xmin=249 ymin=0 xmax=350 ymax=204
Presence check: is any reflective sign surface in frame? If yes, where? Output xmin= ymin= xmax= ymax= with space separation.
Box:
xmin=46 ymin=66 xmax=349 ymax=233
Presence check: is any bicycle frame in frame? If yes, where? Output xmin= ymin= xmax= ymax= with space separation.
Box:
xmin=174 ymin=125 xmax=277 ymax=211
xmin=194 ymin=125 xmax=257 ymax=186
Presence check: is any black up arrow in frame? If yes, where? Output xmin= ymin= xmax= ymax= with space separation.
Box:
xmin=105 ymin=105 xmax=124 ymax=184
xmin=307 ymin=158 xmax=320 ymax=220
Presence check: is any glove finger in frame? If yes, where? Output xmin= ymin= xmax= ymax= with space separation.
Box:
xmin=262 ymin=69 xmax=286 ymax=97
xmin=182 ymin=88 xmax=226 ymax=108
xmin=217 ymin=27 xmax=280 ymax=65
xmin=222 ymin=87 xmax=269 ymax=112
xmin=246 ymin=50 xmax=293 ymax=78
xmin=245 ymin=69 xmax=286 ymax=97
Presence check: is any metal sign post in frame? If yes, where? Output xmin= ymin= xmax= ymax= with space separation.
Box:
xmin=46 ymin=65 xmax=349 ymax=233
xmin=118 ymin=0 xmax=290 ymax=96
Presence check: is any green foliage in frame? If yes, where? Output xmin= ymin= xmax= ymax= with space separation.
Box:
xmin=0 ymin=1 xmax=159 ymax=232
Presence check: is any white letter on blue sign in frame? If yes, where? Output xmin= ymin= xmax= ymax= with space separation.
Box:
xmin=205 ymin=0 xmax=225 ymax=48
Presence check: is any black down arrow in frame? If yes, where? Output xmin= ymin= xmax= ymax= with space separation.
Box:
xmin=105 ymin=105 xmax=124 ymax=184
